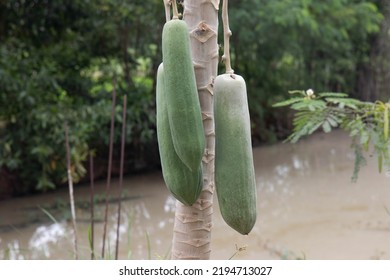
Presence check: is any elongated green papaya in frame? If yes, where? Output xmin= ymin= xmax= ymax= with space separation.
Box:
xmin=214 ymin=73 xmax=257 ymax=235
xmin=156 ymin=63 xmax=203 ymax=206
xmin=162 ymin=19 xmax=205 ymax=172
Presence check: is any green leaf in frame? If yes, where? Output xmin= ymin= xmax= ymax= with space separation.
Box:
xmin=322 ymin=121 xmax=332 ymax=133
xmin=36 ymin=175 xmax=56 ymax=190
xmin=360 ymin=131 xmax=370 ymax=149
xmin=88 ymin=224 xmax=95 ymax=259
xmin=327 ymin=115 xmax=339 ymax=127
xmin=325 ymin=98 xmax=361 ymax=109
xmin=384 ymin=105 xmax=389 ymax=141
xmin=308 ymin=121 xmax=324 ymax=134
xmin=273 ymin=97 xmax=304 ymax=107
xmin=291 ymin=99 xmax=326 ymax=111
xmin=318 ymin=92 xmax=348 ymax=98
xmin=288 ymin=90 xmax=306 ymax=96
xmin=39 ymin=206 xmax=59 ymax=224
xmin=378 ymin=153 xmax=383 ymax=173
xmin=145 ymin=231 xmax=151 ymax=260
xmin=351 ymin=139 xmax=367 ymax=182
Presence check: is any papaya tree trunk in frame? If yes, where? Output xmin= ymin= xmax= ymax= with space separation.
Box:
xmin=171 ymin=0 xmax=219 ymax=260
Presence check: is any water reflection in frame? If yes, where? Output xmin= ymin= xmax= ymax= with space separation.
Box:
xmin=6 ymin=240 xmax=23 ymax=260
xmin=29 ymin=223 xmax=68 ymax=259
xmin=164 ymin=196 xmax=176 ymax=213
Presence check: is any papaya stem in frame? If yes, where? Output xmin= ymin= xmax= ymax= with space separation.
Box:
xmin=172 ymin=0 xmax=179 ymax=19
xmin=222 ymin=0 xmax=234 ymax=74
xmin=163 ymin=0 xmax=171 ymax=22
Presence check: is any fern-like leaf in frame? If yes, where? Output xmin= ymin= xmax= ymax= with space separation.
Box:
xmin=291 ymin=99 xmax=326 ymax=111
xmin=351 ymin=138 xmax=367 ymax=182
xmin=325 ymin=97 xmax=361 ymax=109
xmin=288 ymin=90 xmax=306 ymax=96
xmin=273 ymin=97 xmax=304 ymax=107
xmin=318 ymin=92 xmax=348 ymax=98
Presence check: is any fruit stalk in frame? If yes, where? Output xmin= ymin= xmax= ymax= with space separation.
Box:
xmin=222 ymin=0 xmax=233 ymax=74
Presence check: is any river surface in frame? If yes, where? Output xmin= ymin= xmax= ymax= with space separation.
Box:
xmin=1 ymin=130 xmax=390 ymax=260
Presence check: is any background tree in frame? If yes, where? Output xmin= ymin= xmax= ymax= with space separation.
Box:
xmin=228 ymin=0 xmax=384 ymax=142
xmin=0 ymin=0 xmax=164 ymax=195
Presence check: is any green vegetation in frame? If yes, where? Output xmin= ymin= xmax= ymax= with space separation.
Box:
xmin=274 ymin=89 xmax=390 ymax=181
xmin=0 ymin=0 xmax=164 ymax=193
xmin=228 ymin=0 xmax=385 ymax=142
xmin=0 ymin=0 xmax=388 ymax=194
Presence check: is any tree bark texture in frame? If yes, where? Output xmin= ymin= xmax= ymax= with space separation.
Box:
xmin=171 ymin=0 xmax=219 ymax=260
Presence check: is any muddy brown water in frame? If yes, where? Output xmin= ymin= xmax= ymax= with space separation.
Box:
xmin=1 ymin=130 xmax=390 ymax=260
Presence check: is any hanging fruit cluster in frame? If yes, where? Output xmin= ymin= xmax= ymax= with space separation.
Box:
xmin=156 ymin=0 xmax=257 ymax=235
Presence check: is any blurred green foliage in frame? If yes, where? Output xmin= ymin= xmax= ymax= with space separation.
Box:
xmin=0 ymin=0 xmax=387 ymax=194
xmin=0 ymin=0 xmax=164 ymax=193
xmin=228 ymin=0 xmax=385 ymax=142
